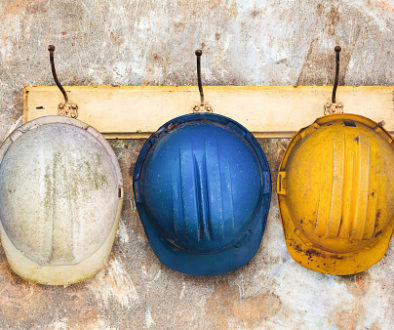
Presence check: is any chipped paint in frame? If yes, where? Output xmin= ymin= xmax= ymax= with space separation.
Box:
xmin=117 ymin=218 xmax=130 ymax=244
xmin=206 ymin=281 xmax=282 ymax=329
xmin=145 ymin=309 xmax=154 ymax=328
xmin=88 ymin=258 xmax=139 ymax=309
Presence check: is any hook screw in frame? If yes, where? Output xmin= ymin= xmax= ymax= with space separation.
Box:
xmin=48 ymin=45 xmax=78 ymax=118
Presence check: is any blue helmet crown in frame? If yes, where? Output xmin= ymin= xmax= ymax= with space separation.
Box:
xmin=134 ymin=113 xmax=271 ymax=275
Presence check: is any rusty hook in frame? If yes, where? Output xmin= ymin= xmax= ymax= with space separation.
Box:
xmin=195 ymin=49 xmax=204 ymax=106
xmin=48 ymin=45 xmax=78 ymax=118
xmin=331 ymin=45 xmax=341 ymax=104
xmin=48 ymin=45 xmax=68 ymax=104
xmin=323 ymin=46 xmax=343 ymax=115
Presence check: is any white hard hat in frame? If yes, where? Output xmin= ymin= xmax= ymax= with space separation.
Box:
xmin=0 ymin=116 xmax=123 ymax=285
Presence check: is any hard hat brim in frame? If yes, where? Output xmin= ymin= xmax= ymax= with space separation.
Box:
xmin=138 ymin=197 xmax=268 ymax=276
xmin=134 ymin=113 xmax=271 ymax=276
xmin=0 ymin=200 xmax=122 ymax=285
xmin=280 ymin=211 xmax=393 ymax=275
xmin=279 ymin=182 xmax=394 ymax=274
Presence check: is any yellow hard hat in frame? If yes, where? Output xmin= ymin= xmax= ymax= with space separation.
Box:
xmin=277 ymin=113 xmax=394 ymax=275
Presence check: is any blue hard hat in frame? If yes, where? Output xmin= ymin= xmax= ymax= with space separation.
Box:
xmin=133 ymin=113 xmax=271 ymax=275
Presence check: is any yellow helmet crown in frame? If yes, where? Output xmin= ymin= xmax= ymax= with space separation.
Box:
xmin=278 ymin=114 xmax=394 ymax=275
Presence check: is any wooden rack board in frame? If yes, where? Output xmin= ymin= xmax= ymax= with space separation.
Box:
xmin=24 ymin=86 xmax=394 ymax=139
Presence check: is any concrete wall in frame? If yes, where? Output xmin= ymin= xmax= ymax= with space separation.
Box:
xmin=0 ymin=0 xmax=393 ymax=329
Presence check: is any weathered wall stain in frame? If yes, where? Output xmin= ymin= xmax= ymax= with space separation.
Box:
xmin=0 ymin=0 xmax=393 ymax=329
xmin=2 ymin=0 xmax=43 ymax=16
xmin=88 ymin=257 xmax=139 ymax=309
xmin=331 ymin=308 xmax=362 ymax=330
xmin=0 ymin=261 xmax=49 ymax=326
xmin=327 ymin=5 xmax=341 ymax=36
xmin=205 ymin=281 xmax=281 ymax=329
xmin=296 ymin=3 xmax=365 ymax=86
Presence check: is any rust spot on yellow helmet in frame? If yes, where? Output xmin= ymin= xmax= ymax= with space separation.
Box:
xmin=277 ymin=114 xmax=394 ymax=275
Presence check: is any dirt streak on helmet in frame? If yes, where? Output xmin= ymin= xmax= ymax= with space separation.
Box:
xmin=277 ymin=114 xmax=394 ymax=275
xmin=133 ymin=113 xmax=271 ymax=275
xmin=0 ymin=116 xmax=123 ymax=285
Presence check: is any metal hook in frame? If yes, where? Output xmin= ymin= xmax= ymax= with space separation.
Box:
xmin=332 ymin=45 xmax=341 ymax=104
xmin=48 ymin=45 xmax=68 ymax=103
xmin=324 ymin=45 xmax=343 ymax=115
xmin=48 ymin=45 xmax=78 ymax=118
xmin=193 ymin=49 xmax=212 ymax=112
xmin=195 ymin=49 xmax=204 ymax=106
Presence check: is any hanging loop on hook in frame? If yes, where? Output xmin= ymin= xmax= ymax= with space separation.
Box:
xmin=193 ymin=49 xmax=212 ymax=113
xmin=48 ymin=45 xmax=78 ymax=118
xmin=324 ymin=46 xmax=343 ymax=115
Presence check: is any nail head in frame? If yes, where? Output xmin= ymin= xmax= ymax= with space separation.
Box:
xmin=335 ymin=46 xmax=341 ymax=52
xmin=195 ymin=49 xmax=202 ymax=56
